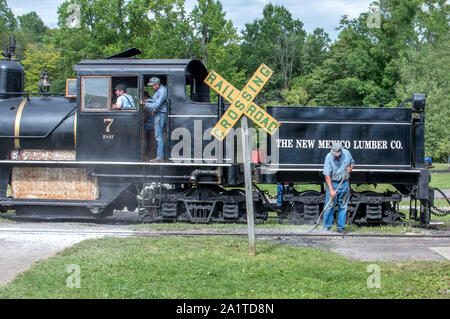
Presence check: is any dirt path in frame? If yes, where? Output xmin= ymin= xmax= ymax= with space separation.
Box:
xmin=0 ymin=223 xmax=132 ymax=286
xmin=272 ymin=236 xmax=450 ymax=262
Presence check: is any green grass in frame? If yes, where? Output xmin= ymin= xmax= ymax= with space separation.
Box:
xmin=430 ymin=174 xmax=450 ymax=190
xmin=402 ymin=199 xmax=449 ymax=217
xmin=256 ymin=184 xmax=322 ymax=196
xmin=0 ymin=237 xmax=448 ymax=299
xmin=0 ymin=218 xmax=14 ymax=224
xmin=398 ymin=200 xmax=450 ymax=222
xmin=428 ymin=199 xmax=449 ymax=207
xmin=0 ymin=211 xmax=15 ymax=223
xmin=429 ymin=163 xmax=450 ymax=170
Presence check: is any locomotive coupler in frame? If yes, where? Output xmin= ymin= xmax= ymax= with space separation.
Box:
xmin=190 ymin=167 xmax=222 ymax=185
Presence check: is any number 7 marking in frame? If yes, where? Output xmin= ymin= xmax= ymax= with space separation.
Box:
xmin=104 ymin=118 xmax=114 ymax=132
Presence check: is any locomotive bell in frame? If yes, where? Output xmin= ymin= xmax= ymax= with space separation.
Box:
xmin=38 ymin=69 xmax=51 ymax=92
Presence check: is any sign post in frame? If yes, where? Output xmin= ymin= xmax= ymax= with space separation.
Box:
xmin=240 ymin=116 xmax=255 ymax=256
xmin=203 ymin=64 xmax=280 ymax=256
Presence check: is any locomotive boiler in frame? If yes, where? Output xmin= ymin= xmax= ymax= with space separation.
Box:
xmin=0 ymin=41 xmax=437 ymax=225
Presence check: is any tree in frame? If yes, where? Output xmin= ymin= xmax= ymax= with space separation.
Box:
xmin=52 ymin=0 xmax=245 ymax=97
xmin=280 ymin=82 xmax=311 ymax=106
xmin=190 ymin=0 xmax=232 ymax=67
xmin=18 ymin=12 xmax=48 ymax=37
xmin=189 ymin=0 xmax=245 ymax=93
xmin=53 ymin=0 xmax=193 ymax=79
xmin=0 ymin=0 xmax=17 ymax=44
xmin=0 ymin=0 xmax=16 ymax=30
xmin=396 ymin=36 xmax=449 ymax=161
xmin=21 ymin=43 xmax=62 ymax=92
xmin=241 ymin=3 xmax=306 ymax=101
xmin=395 ymin=0 xmax=449 ymax=161
xmin=143 ymin=1 xmax=193 ymax=59
xmin=303 ymin=28 xmax=330 ymax=75
xmin=295 ymin=0 xmax=431 ymax=107
xmin=15 ymin=11 xmax=50 ymax=46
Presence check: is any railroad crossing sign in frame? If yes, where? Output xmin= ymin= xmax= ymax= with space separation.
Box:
xmin=204 ymin=63 xmax=280 ymax=140
xmin=204 ymin=64 xmax=280 ymax=256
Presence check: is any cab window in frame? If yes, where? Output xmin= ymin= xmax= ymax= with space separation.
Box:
xmin=81 ymin=75 xmax=138 ymax=111
xmin=185 ymin=60 xmax=210 ymax=102
xmin=111 ymin=76 xmax=138 ymax=110
xmin=81 ymin=76 xmax=109 ymax=111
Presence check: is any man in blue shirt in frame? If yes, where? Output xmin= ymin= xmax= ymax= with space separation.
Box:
xmin=112 ymin=84 xmax=136 ymax=110
xmin=143 ymin=91 xmax=156 ymax=159
xmin=145 ymin=77 xmax=167 ymax=162
xmin=322 ymin=143 xmax=355 ymax=233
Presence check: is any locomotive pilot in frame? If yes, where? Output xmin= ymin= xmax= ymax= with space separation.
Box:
xmin=322 ymin=142 xmax=355 ymax=233
xmin=145 ymin=77 xmax=167 ymax=163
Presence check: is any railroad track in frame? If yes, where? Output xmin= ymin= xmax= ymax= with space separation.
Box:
xmin=0 ymin=227 xmax=449 ymax=239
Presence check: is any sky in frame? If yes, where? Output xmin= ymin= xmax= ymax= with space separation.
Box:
xmin=8 ymin=0 xmax=375 ymax=41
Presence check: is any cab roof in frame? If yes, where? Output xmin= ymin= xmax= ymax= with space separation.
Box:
xmin=73 ymin=59 xmax=207 ymax=78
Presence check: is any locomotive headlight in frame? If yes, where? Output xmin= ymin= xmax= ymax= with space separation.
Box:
xmin=412 ymin=93 xmax=426 ymax=112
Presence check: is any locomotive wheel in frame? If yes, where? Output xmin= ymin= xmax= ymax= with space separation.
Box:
xmin=286 ymin=202 xmax=304 ymax=225
xmin=224 ymin=188 xmax=268 ymax=223
xmin=284 ymin=191 xmax=321 ymax=225
xmin=138 ymin=208 xmax=160 ymax=223
xmin=351 ymin=191 xmax=404 ymax=226
xmin=224 ymin=189 xmax=247 ymax=222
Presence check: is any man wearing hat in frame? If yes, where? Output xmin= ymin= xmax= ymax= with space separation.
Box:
xmin=145 ymin=77 xmax=167 ymax=162
xmin=322 ymin=142 xmax=355 ymax=233
xmin=112 ymin=84 xmax=136 ymax=110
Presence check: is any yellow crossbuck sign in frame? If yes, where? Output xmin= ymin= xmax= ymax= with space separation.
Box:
xmin=204 ymin=64 xmax=280 ymax=141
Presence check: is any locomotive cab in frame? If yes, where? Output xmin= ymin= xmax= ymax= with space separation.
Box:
xmin=73 ymin=57 xmax=212 ymax=163
xmin=76 ymin=73 xmax=142 ymax=161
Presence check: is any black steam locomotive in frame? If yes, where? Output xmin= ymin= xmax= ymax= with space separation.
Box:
xmin=0 ymin=39 xmax=434 ymax=225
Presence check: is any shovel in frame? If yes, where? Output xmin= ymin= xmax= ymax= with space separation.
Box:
xmin=308 ymin=172 xmax=348 ymax=233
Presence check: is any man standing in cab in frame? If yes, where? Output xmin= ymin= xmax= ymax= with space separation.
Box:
xmin=145 ymin=77 xmax=167 ymax=163
xmin=322 ymin=142 xmax=355 ymax=233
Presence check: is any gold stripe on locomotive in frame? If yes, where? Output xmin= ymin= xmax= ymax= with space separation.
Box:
xmin=74 ymin=111 xmax=77 ymax=149
xmin=14 ymin=98 xmax=27 ymax=149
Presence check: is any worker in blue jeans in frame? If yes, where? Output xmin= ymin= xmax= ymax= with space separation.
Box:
xmin=323 ymin=143 xmax=355 ymax=233
xmin=145 ymin=77 xmax=167 ymax=162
